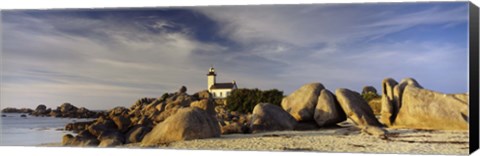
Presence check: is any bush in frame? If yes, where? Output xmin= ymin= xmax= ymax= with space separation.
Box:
xmin=225 ymin=88 xmax=284 ymax=113
xmin=362 ymin=92 xmax=380 ymax=102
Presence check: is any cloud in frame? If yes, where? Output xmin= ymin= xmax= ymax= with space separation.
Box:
xmin=0 ymin=3 xmax=469 ymax=110
xmin=1 ymin=10 xmax=228 ymax=109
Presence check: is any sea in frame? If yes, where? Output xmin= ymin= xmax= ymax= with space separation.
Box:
xmin=0 ymin=113 xmax=95 ymax=146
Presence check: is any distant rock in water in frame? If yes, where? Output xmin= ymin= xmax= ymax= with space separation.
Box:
xmin=35 ymin=104 xmax=47 ymax=113
xmin=30 ymin=103 xmax=103 ymax=118
xmin=1 ymin=107 xmax=33 ymax=113
xmin=20 ymin=114 xmax=27 ymax=118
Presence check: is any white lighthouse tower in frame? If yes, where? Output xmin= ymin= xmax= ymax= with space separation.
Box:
xmin=206 ymin=66 xmax=237 ymax=99
xmin=207 ymin=66 xmax=216 ymax=92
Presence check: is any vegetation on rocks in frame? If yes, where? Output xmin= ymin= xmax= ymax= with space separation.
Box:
xmin=225 ymin=88 xmax=284 ymax=114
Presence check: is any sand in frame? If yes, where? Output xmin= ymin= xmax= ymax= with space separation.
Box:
xmin=120 ymin=121 xmax=469 ymax=155
xmin=42 ymin=121 xmax=469 ymax=155
xmin=157 ymin=128 xmax=468 ymax=155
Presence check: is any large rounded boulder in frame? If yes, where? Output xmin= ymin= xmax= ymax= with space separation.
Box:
xmin=281 ymin=83 xmax=325 ymax=121
xmin=250 ymin=103 xmax=298 ymax=133
xmin=394 ymin=85 xmax=468 ymax=130
xmin=313 ymin=89 xmax=346 ymax=127
xmin=335 ymin=88 xmax=382 ymax=127
xmin=141 ymin=107 xmax=221 ymax=146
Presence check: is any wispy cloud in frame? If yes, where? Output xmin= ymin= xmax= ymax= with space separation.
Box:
xmin=1 ymin=3 xmax=469 ymax=110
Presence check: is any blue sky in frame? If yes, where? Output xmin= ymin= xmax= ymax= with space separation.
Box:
xmin=1 ymin=2 xmax=469 ymax=110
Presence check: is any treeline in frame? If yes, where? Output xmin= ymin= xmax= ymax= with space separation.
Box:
xmin=225 ymin=88 xmax=284 ymax=113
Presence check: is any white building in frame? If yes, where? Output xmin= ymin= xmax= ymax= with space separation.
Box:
xmin=207 ymin=67 xmax=237 ymax=99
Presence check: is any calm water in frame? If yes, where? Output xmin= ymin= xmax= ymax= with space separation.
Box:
xmin=0 ymin=113 xmax=94 ymax=146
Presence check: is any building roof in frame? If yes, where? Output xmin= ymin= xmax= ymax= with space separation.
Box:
xmin=210 ymin=83 xmax=236 ymax=89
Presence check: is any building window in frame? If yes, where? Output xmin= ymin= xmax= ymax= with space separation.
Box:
xmin=213 ymin=92 xmax=216 ymax=97
xmin=220 ymin=92 xmax=223 ymax=97
xmin=227 ymin=91 xmax=230 ymax=96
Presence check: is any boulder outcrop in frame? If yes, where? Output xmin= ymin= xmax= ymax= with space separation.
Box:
xmin=250 ymin=103 xmax=297 ymax=133
xmin=313 ymin=89 xmax=346 ymax=127
xmin=394 ymin=85 xmax=468 ymax=130
xmin=141 ymin=107 xmax=220 ymax=146
xmin=335 ymin=88 xmax=382 ymax=127
xmin=281 ymin=83 xmax=325 ymax=121
xmin=380 ymin=78 xmax=398 ymax=126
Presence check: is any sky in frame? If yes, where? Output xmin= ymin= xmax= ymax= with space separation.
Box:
xmin=0 ymin=2 xmax=470 ymax=110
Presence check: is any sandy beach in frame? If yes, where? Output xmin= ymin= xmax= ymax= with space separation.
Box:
xmin=85 ymin=120 xmax=466 ymax=155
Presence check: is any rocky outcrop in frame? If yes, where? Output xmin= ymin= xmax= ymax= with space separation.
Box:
xmin=141 ymin=107 xmax=221 ymax=146
xmin=221 ymin=122 xmax=247 ymax=134
xmin=65 ymin=121 xmax=95 ymax=133
xmin=62 ymin=86 xmax=226 ymax=147
xmin=216 ymin=105 xmax=252 ymax=134
xmin=87 ymin=116 xmax=117 ymax=136
xmin=112 ymin=116 xmax=132 ymax=133
xmin=250 ymin=103 xmax=297 ymax=133
xmin=29 ymin=103 xmax=103 ymax=118
xmin=394 ymin=85 xmax=468 ymax=130
xmin=97 ymin=130 xmax=125 ymax=147
xmin=126 ymin=126 xmax=151 ymax=144
xmin=190 ymin=99 xmax=216 ymax=117
xmin=281 ymin=83 xmax=325 ymax=121
xmin=380 ymin=78 xmax=398 ymax=126
xmin=108 ymin=107 xmax=128 ymax=119
xmin=62 ymin=131 xmax=100 ymax=146
xmin=313 ymin=89 xmax=346 ymax=127
xmin=62 ymin=134 xmax=75 ymax=146
xmin=335 ymin=88 xmax=383 ymax=127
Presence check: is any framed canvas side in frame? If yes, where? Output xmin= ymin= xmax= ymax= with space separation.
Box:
xmin=470 ymin=1 xmax=479 ymax=154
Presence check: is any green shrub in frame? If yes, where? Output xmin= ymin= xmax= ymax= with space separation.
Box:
xmin=225 ymin=88 xmax=284 ymax=113
xmin=362 ymin=92 xmax=380 ymax=102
